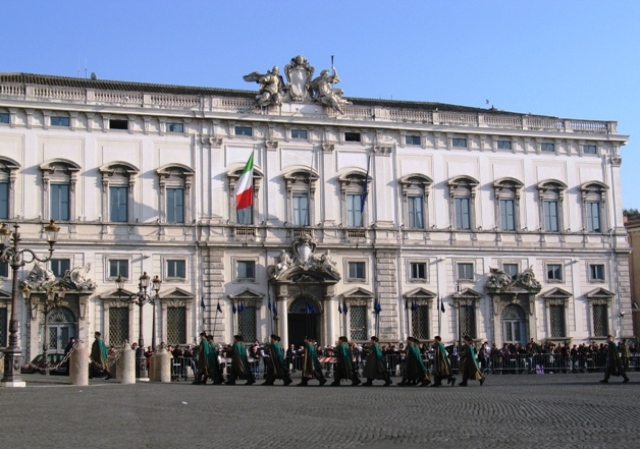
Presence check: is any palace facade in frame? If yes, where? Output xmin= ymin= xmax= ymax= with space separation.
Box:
xmin=0 ymin=56 xmax=632 ymax=359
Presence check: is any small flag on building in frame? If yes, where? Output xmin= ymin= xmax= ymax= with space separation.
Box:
xmin=216 ymin=300 xmax=222 ymax=314
xmin=440 ymin=297 xmax=445 ymax=314
xmin=343 ymin=299 xmax=349 ymax=313
xmin=200 ymin=296 xmax=206 ymax=310
xmin=339 ymin=302 xmax=343 ymax=314
xmin=374 ymin=298 xmax=382 ymax=314
xmin=232 ymin=302 xmax=237 ymax=314
xmin=360 ymin=154 xmax=371 ymax=216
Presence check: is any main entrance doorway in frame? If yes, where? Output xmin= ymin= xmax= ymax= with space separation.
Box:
xmin=44 ymin=307 xmax=76 ymax=354
xmin=287 ymin=297 xmax=321 ymax=348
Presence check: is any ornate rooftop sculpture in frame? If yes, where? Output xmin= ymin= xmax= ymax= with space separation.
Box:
xmin=268 ymin=235 xmax=340 ymax=281
xmin=485 ymin=267 xmax=541 ymax=294
xmin=243 ymin=55 xmax=350 ymax=114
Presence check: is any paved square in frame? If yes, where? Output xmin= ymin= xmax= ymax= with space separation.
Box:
xmin=0 ymin=373 xmax=637 ymax=449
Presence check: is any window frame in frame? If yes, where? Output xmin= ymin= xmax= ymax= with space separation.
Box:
xmin=291 ymin=129 xmax=308 ymax=140
xmin=0 ymin=112 xmax=9 ymax=124
xmin=405 ymin=135 xmax=422 ymax=146
xmin=540 ymin=142 xmax=556 ymax=153
xmin=448 ymin=176 xmax=478 ymax=232
xmin=457 ymin=262 xmax=474 ymax=282
xmin=339 ymin=171 xmax=369 ymax=228
xmin=235 ymin=125 xmax=253 ymax=137
xmin=545 ymin=263 xmax=563 ymax=282
xmin=497 ymin=139 xmax=513 ymax=150
xmin=108 ymin=259 xmax=130 ymax=280
xmin=166 ymin=122 xmax=184 ymax=133
xmin=157 ymin=164 xmax=194 ymax=225
xmin=582 ymin=144 xmax=597 ymax=155
xmin=502 ymin=263 xmax=519 ymax=278
xmin=580 ymin=182 xmax=608 ymax=234
xmin=346 ymin=260 xmax=367 ymax=282
xmin=589 ymin=263 xmax=605 ymax=283
xmin=344 ymin=132 xmax=361 ymax=142
xmin=50 ymin=116 xmax=71 ymax=127
xmin=538 ymin=180 xmax=566 ymax=234
xmin=235 ymin=259 xmax=257 ymax=282
xmin=50 ymin=258 xmax=71 ymax=279
xmin=452 ymin=137 xmax=468 ymax=148
xmin=409 ymin=261 xmax=428 ymax=282
xmin=109 ymin=118 xmax=129 ymax=130
xmin=166 ymin=259 xmax=187 ymax=280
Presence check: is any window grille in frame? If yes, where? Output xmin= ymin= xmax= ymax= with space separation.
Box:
xmin=459 ymin=304 xmax=476 ymax=339
xmin=549 ymin=305 xmax=566 ymax=337
xmin=349 ymin=305 xmax=367 ymax=341
xmin=237 ymin=306 xmax=256 ymax=341
xmin=411 ymin=305 xmax=430 ymax=340
xmin=167 ymin=306 xmax=186 ymax=345
xmin=592 ymin=304 xmax=608 ymax=337
xmin=109 ymin=307 xmax=129 ymax=346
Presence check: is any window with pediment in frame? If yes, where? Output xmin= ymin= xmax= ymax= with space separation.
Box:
xmin=99 ymin=162 xmax=139 ymax=224
xmin=339 ymin=171 xmax=370 ymax=228
xmin=537 ymin=180 xmax=566 ymax=232
xmin=452 ymin=288 xmax=480 ymax=340
xmin=342 ymin=288 xmax=373 ymax=342
xmin=447 ymin=176 xmax=478 ymax=231
xmin=0 ymin=157 xmax=19 ymax=220
xmin=404 ymin=288 xmax=436 ymax=341
xmin=541 ymin=288 xmax=571 ymax=338
xmin=493 ymin=178 xmax=523 ymax=232
xmin=399 ymin=174 xmax=432 ymax=230
xmin=157 ymin=164 xmax=194 ymax=224
xmin=229 ymin=289 xmax=263 ymax=342
xmin=283 ymin=168 xmax=318 ymax=227
xmin=586 ymin=288 xmax=613 ymax=338
xmin=580 ymin=181 xmax=608 ymax=233
xmin=40 ymin=159 xmax=81 ymax=222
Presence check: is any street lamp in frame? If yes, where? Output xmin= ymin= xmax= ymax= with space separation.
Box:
xmin=151 ymin=275 xmax=161 ymax=351
xmin=115 ymin=271 xmax=160 ymax=380
xmin=0 ymin=220 xmax=60 ymax=387
xmin=42 ymin=285 xmax=66 ymax=376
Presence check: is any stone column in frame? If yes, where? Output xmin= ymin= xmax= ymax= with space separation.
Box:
xmin=375 ymin=250 xmax=399 ymax=340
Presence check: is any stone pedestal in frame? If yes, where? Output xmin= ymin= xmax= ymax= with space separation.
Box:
xmin=69 ymin=342 xmax=89 ymax=386
xmin=151 ymin=350 xmax=171 ymax=383
xmin=117 ymin=346 xmax=136 ymax=384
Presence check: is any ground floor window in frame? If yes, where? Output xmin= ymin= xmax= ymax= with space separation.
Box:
xmin=109 ymin=307 xmax=129 ymax=346
xmin=349 ymin=305 xmax=367 ymax=341
xmin=166 ymin=306 xmax=186 ymax=345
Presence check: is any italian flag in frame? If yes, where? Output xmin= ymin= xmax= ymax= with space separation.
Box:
xmin=234 ymin=152 xmax=254 ymax=210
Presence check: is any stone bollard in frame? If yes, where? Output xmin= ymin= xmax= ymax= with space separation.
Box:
xmin=116 ymin=346 xmax=136 ymax=384
xmin=152 ymin=349 xmax=172 ymax=383
xmin=149 ymin=352 xmax=156 ymax=381
xmin=69 ymin=342 xmax=89 ymax=386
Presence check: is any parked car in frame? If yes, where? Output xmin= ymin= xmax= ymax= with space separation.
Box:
xmin=21 ymin=353 xmax=68 ymax=375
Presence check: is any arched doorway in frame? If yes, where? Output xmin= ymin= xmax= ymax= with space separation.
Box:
xmin=501 ymin=304 xmax=527 ymax=345
xmin=287 ymin=296 xmax=321 ymax=349
xmin=43 ymin=307 xmax=76 ymax=354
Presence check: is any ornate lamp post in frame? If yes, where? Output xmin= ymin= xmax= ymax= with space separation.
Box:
xmin=151 ymin=275 xmax=161 ymax=351
xmin=0 ymin=220 xmax=60 ymax=387
xmin=41 ymin=285 xmax=66 ymax=376
xmin=115 ymin=272 xmax=160 ymax=379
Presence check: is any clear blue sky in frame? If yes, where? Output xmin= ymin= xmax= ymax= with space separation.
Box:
xmin=3 ymin=1 xmax=639 ymax=208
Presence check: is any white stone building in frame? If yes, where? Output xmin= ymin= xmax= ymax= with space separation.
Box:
xmin=0 ymin=57 xmax=632 ymax=360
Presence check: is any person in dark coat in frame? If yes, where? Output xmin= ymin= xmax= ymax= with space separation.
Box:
xmin=262 ymin=334 xmax=292 ymax=386
xmin=459 ymin=335 xmax=485 ymax=387
xmin=398 ymin=337 xmax=430 ymax=387
xmin=432 ymin=335 xmax=456 ymax=387
xmin=331 ymin=336 xmax=361 ymax=386
xmin=225 ymin=335 xmax=255 ymax=385
xmin=298 ymin=336 xmax=326 ymax=386
xmin=362 ymin=336 xmax=391 ymax=386
xmin=600 ymin=335 xmax=630 ymax=383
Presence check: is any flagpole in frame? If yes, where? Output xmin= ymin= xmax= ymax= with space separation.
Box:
xmin=212 ymin=297 xmax=221 ymax=339
xmin=437 ymin=297 xmax=442 ymax=336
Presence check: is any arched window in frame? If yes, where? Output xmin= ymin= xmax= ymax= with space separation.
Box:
xmin=447 ymin=176 xmax=479 ymax=231
xmin=580 ymin=181 xmax=608 ymax=233
xmin=338 ymin=170 xmax=370 ymax=228
xmin=39 ymin=159 xmax=81 ymax=222
xmin=157 ymin=164 xmax=194 ymax=224
xmin=537 ymin=180 xmax=567 ymax=232
xmin=399 ymin=174 xmax=433 ymax=229
xmin=99 ymin=162 xmax=139 ymax=223
xmin=492 ymin=177 xmax=523 ymax=231
xmin=282 ymin=167 xmax=318 ymax=227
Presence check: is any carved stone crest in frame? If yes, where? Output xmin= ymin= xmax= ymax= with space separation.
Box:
xmin=268 ymin=235 xmax=341 ymax=282
xmin=284 ymin=55 xmax=314 ymax=102
xmin=485 ymin=267 xmax=541 ymax=294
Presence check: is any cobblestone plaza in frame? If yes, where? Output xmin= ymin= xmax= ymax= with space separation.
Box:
xmin=1 ymin=373 xmax=637 ymax=449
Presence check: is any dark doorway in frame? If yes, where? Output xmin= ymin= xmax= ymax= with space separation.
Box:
xmin=288 ymin=296 xmax=321 ymax=348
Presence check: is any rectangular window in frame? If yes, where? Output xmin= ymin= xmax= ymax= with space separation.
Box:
xmin=109 ymin=119 xmax=128 ymax=130
xmin=50 ymin=259 xmax=71 ymax=278
xmin=291 ymin=129 xmax=308 ymax=139
xmin=0 ymin=261 xmax=8 ymax=277
xmin=503 ymin=263 xmax=519 ymax=278
xmin=405 ymin=135 xmax=421 ymax=146
xmin=109 ymin=186 xmax=128 ymax=222
xmin=411 ymin=304 xmax=430 ymax=340
xmin=167 ymin=260 xmax=186 ymax=279
xmin=500 ymin=199 xmax=515 ymax=231
xmin=292 ymin=194 xmax=309 ymax=226
xmin=51 ymin=116 xmax=70 ymax=127
xmin=349 ymin=305 xmax=367 ymax=341
xmin=109 ymin=259 xmax=129 ymax=279
xmin=543 ymin=200 xmax=559 ymax=232
xmin=346 ymin=193 xmax=363 ymax=227
xmin=497 ymin=140 xmax=512 ymax=150
xmin=459 ymin=304 xmax=477 ymax=339
xmin=454 ymin=197 xmax=471 ymax=230
xmin=166 ymin=306 xmax=187 ymax=345
xmin=166 ymin=188 xmax=185 ymax=223
xmin=583 ymin=144 xmax=597 ymax=155
xmin=586 ymin=201 xmax=601 ymax=232
xmin=546 ymin=264 xmax=563 ymax=281
xmin=166 ymin=122 xmax=184 ymax=133
xmin=237 ymin=261 xmax=256 ymax=280
xmin=457 ymin=263 xmax=474 ymax=281
xmin=237 ymin=206 xmax=253 ymax=225
xmin=410 ymin=262 xmax=427 ymax=280
xmin=590 ymin=264 xmax=605 ymax=282
xmin=109 ymin=307 xmax=129 ymax=346
xmin=408 ymin=196 xmax=424 ymax=229
xmin=345 ymin=132 xmax=361 ymax=142
xmin=0 ymin=113 xmax=9 ymax=124
xmin=237 ymin=306 xmax=256 ymax=341
xmin=549 ymin=305 xmax=566 ymax=337
xmin=348 ymin=262 xmax=366 ymax=280
xmin=0 ymin=182 xmax=8 ymax=220
xmin=51 ymin=184 xmax=70 ymax=221
xmin=541 ymin=142 xmax=555 ymax=152
xmin=235 ymin=126 xmax=253 ymax=137
xmin=452 ymin=138 xmax=467 ymax=148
